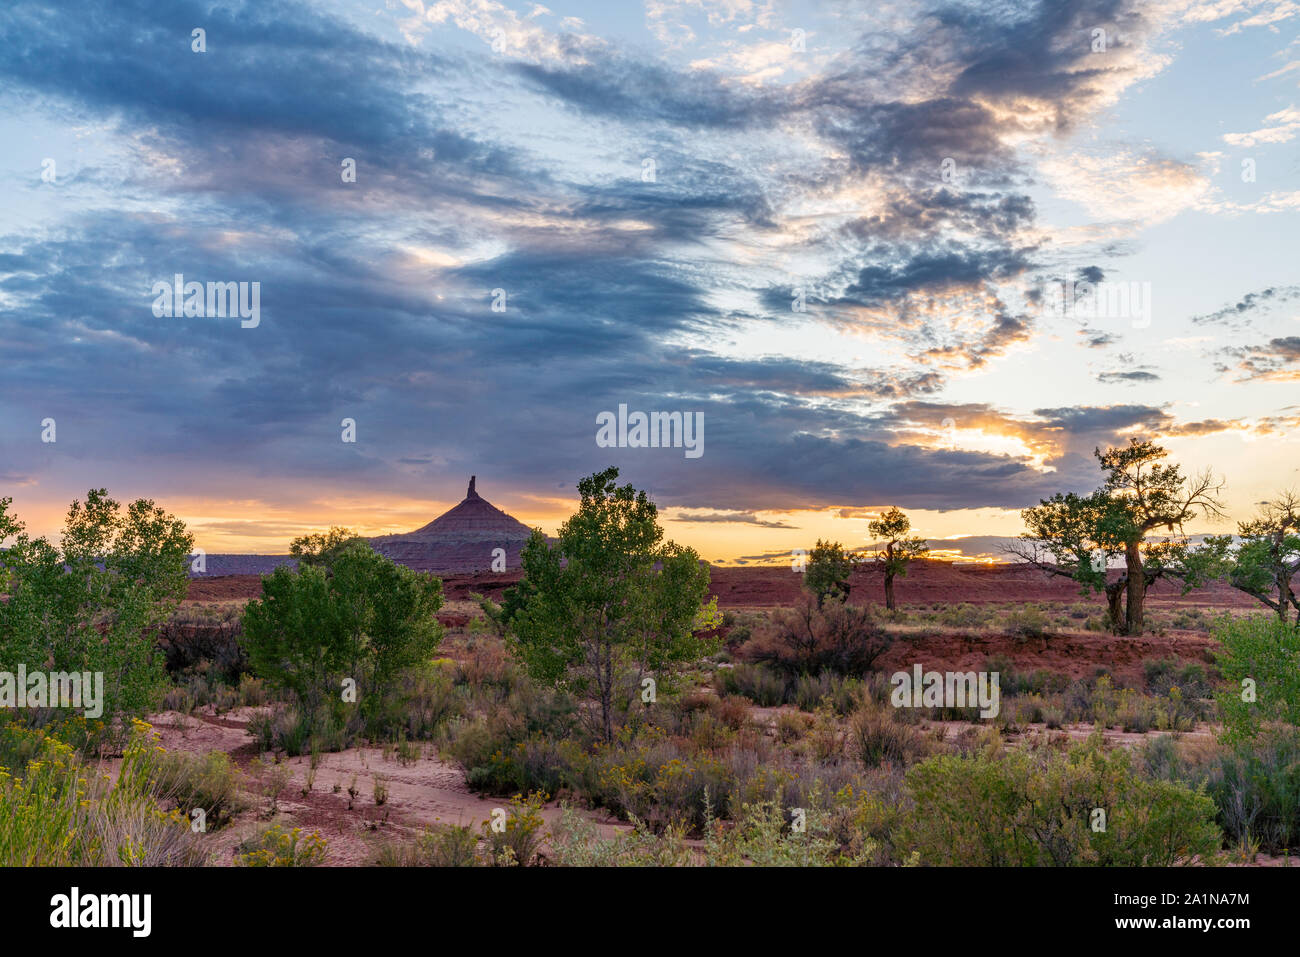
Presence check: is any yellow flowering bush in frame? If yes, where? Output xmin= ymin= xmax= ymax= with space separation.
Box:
xmin=235 ymin=824 xmax=328 ymax=866
xmin=0 ymin=720 xmax=202 ymax=865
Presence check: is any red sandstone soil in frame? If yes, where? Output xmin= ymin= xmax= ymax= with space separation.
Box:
xmin=187 ymin=558 xmax=1258 ymax=612
xmin=127 ymin=708 xmax=626 ymax=866
xmin=869 ymin=628 xmax=1217 ymax=682
xmin=187 ymin=559 xmax=1258 ymax=609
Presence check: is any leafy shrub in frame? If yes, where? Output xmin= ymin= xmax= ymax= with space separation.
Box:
xmin=357 ymin=663 xmax=463 ymax=742
xmin=776 ymin=710 xmax=812 ymax=743
xmin=1214 ymin=614 xmax=1300 ymax=741
xmin=901 ymin=737 xmax=1222 ymax=866
xmin=130 ymin=747 xmax=245 ymax=830
xmin=704 ymin=798 xmax=875 ymax=866
xmin=443 ymin=676 xmax=579 ymax=795
xmin=939 ymin=603 xmax=993 ymax=629
xmin=1143 ymin=658 xmax=1215 ymax=700
xmin=461 ymin=735 xmax=577 ymax=796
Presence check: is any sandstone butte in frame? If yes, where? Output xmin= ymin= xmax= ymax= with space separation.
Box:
xmin=368 ymin=476 xmax=535 ymax=574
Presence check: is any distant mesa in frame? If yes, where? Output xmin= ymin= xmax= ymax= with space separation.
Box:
xmin=368 ymin=475 xmax=535 ymax=573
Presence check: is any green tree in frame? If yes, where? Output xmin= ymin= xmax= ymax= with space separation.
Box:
xmin=1097 ymin=440 xmax=1226 ymax=635
xmin=502 ymin=467 xmax=719 ymax=743
xmin=1014 ymin=440 xmax=1226 ymax=636
xmin=1228 ymin=492 xmax=1300 ymax=623
xmin=242 ymin=541 xmax=444 ymax=729
xmin=289 ymin=527 xmax=368 ymax=568
xmin=0 ymin=490 xmax=193 ymax=742
xmin=1214 ymin=613 xmax=1300 ymax=743
xmin=866 ymin=508 xmax=929 ymax=610
xmin=803 ymin=539 xmax=856 ymax=607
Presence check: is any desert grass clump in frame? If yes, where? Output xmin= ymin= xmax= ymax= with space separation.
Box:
xmin=249 ymin=758 xmax=294 ymax=815
xmin=375 ymin=823 xmax=480 ymax=866
xmin=793 ymin=671 xmax=862 ymax=714
xmin=849 ymin=701 xmax=929 ymax=769
xmin=1206 ymin=728 xmax=1300 ymax=854
xmin=715 ymin=663 xmax=785 ymax=707
xmin=1001 ymin=605 xmax=1050 ymax=640
xmin=704 ymin=798 xmax=875 ymax=867
xmin=549 ymin=805 xmax=693 ymax=866
xmin=776 ymin=709 xmax=813 ymax=744
xmin=938 ymin=603 xmax=994 ymax=629
xmin=128 ymin=747 xmax=246 ymax=830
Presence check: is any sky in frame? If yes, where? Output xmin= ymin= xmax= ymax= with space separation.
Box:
xmin=1 ymin=0 xmax=1298 ymax=564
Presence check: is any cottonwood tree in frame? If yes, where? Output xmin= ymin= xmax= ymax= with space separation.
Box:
xmin=804 ymin=539 xmax=856 ymax=606
xmin=0 ymin=490 xmax=193 ymax=744
xmin=866 ymin=507 xmax=929 ymax=610
xmin=290 ymin=526 xmax=368 ymax=568
xmin=503 ymin=467 xmax=718 ymax=743
xmin=1013 ymin=440 xmax=1226 ymax=636
xmin=1227 ymin=491 xmax=1300 ymax=623
xmin=242 ymin=540 xmax=444 ymax=730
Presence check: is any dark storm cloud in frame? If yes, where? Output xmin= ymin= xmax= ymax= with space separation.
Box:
xmin=1 ymin=0 xmax=448 ymax=154
xmin=0 ymin=0 xmax=1179 ymax=523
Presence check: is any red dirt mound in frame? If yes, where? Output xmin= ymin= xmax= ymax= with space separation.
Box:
xmin=871 ymin=629 xmax=1217 ymax=683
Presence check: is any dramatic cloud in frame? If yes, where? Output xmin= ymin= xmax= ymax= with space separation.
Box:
xmin=0 ymin=0 xmax=1295 ymax=553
